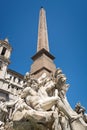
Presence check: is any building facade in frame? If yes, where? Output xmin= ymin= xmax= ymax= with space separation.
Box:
xmin=0 ymin=39 xmax=24 ymax=101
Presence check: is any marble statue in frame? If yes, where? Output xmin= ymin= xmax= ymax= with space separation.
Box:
xmin=0 ymin=69 xmax=87 ymax=130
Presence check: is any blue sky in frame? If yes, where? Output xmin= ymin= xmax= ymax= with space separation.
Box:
xmin=0 ymin=0 xmax=87 ymax=110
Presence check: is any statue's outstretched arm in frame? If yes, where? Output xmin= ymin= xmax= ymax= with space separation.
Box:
xmin=5 ymin=100 xmax=18 ymax=107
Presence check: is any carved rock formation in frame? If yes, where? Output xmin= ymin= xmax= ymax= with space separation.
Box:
xmin=0 ymin=68 xmax=87 ymax=130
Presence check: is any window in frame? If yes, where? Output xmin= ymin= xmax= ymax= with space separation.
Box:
xmin=8 ymin=84 xmax=10 ymax=89
xmin=12 ymin=86 xmax=14 ymax=89
xmin=1 ymin=47 xmax=6 ymax=56
xmin=13 ymin=77 xmax=16 ymax=82
xmin=16 ymin=88 xmax=19 ymax=90
xmin=0 ymin=61 xmax=2 ymax=70
xmin=0 ymin=61 xmax=2 ymax=66
xmin=9 ymin=75 xmax=12 ymax=80
xmin=18 ymin=79 xmax=21 ymax=84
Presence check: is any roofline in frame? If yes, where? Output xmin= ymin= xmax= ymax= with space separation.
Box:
xmin=7 ymin=69 xmax=24 ymax=79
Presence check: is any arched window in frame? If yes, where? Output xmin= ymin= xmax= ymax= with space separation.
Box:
xmin=1 ymin=47 xmax=7 ymax=56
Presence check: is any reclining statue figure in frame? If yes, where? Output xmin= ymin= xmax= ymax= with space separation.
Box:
xmin=0 ymin=70 xmax=87 ymax=130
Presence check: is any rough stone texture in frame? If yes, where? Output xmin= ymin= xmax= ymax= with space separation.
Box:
xmin=0 ymin=70 xmax=87 ymax=130
xmin=31 ymin=52 xmax=56 ymax=78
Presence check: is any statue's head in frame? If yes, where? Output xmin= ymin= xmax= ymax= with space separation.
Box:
xmin=54 ymin=68 xmax=62 ymax=78
xmin=24 ymin=72 xmax=31 ymax=80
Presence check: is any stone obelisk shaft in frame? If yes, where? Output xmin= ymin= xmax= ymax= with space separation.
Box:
xmin=30 ymin=8 xmax=56 ymax=78
xmin=37 ymin=7 xmax=49 ymax=52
